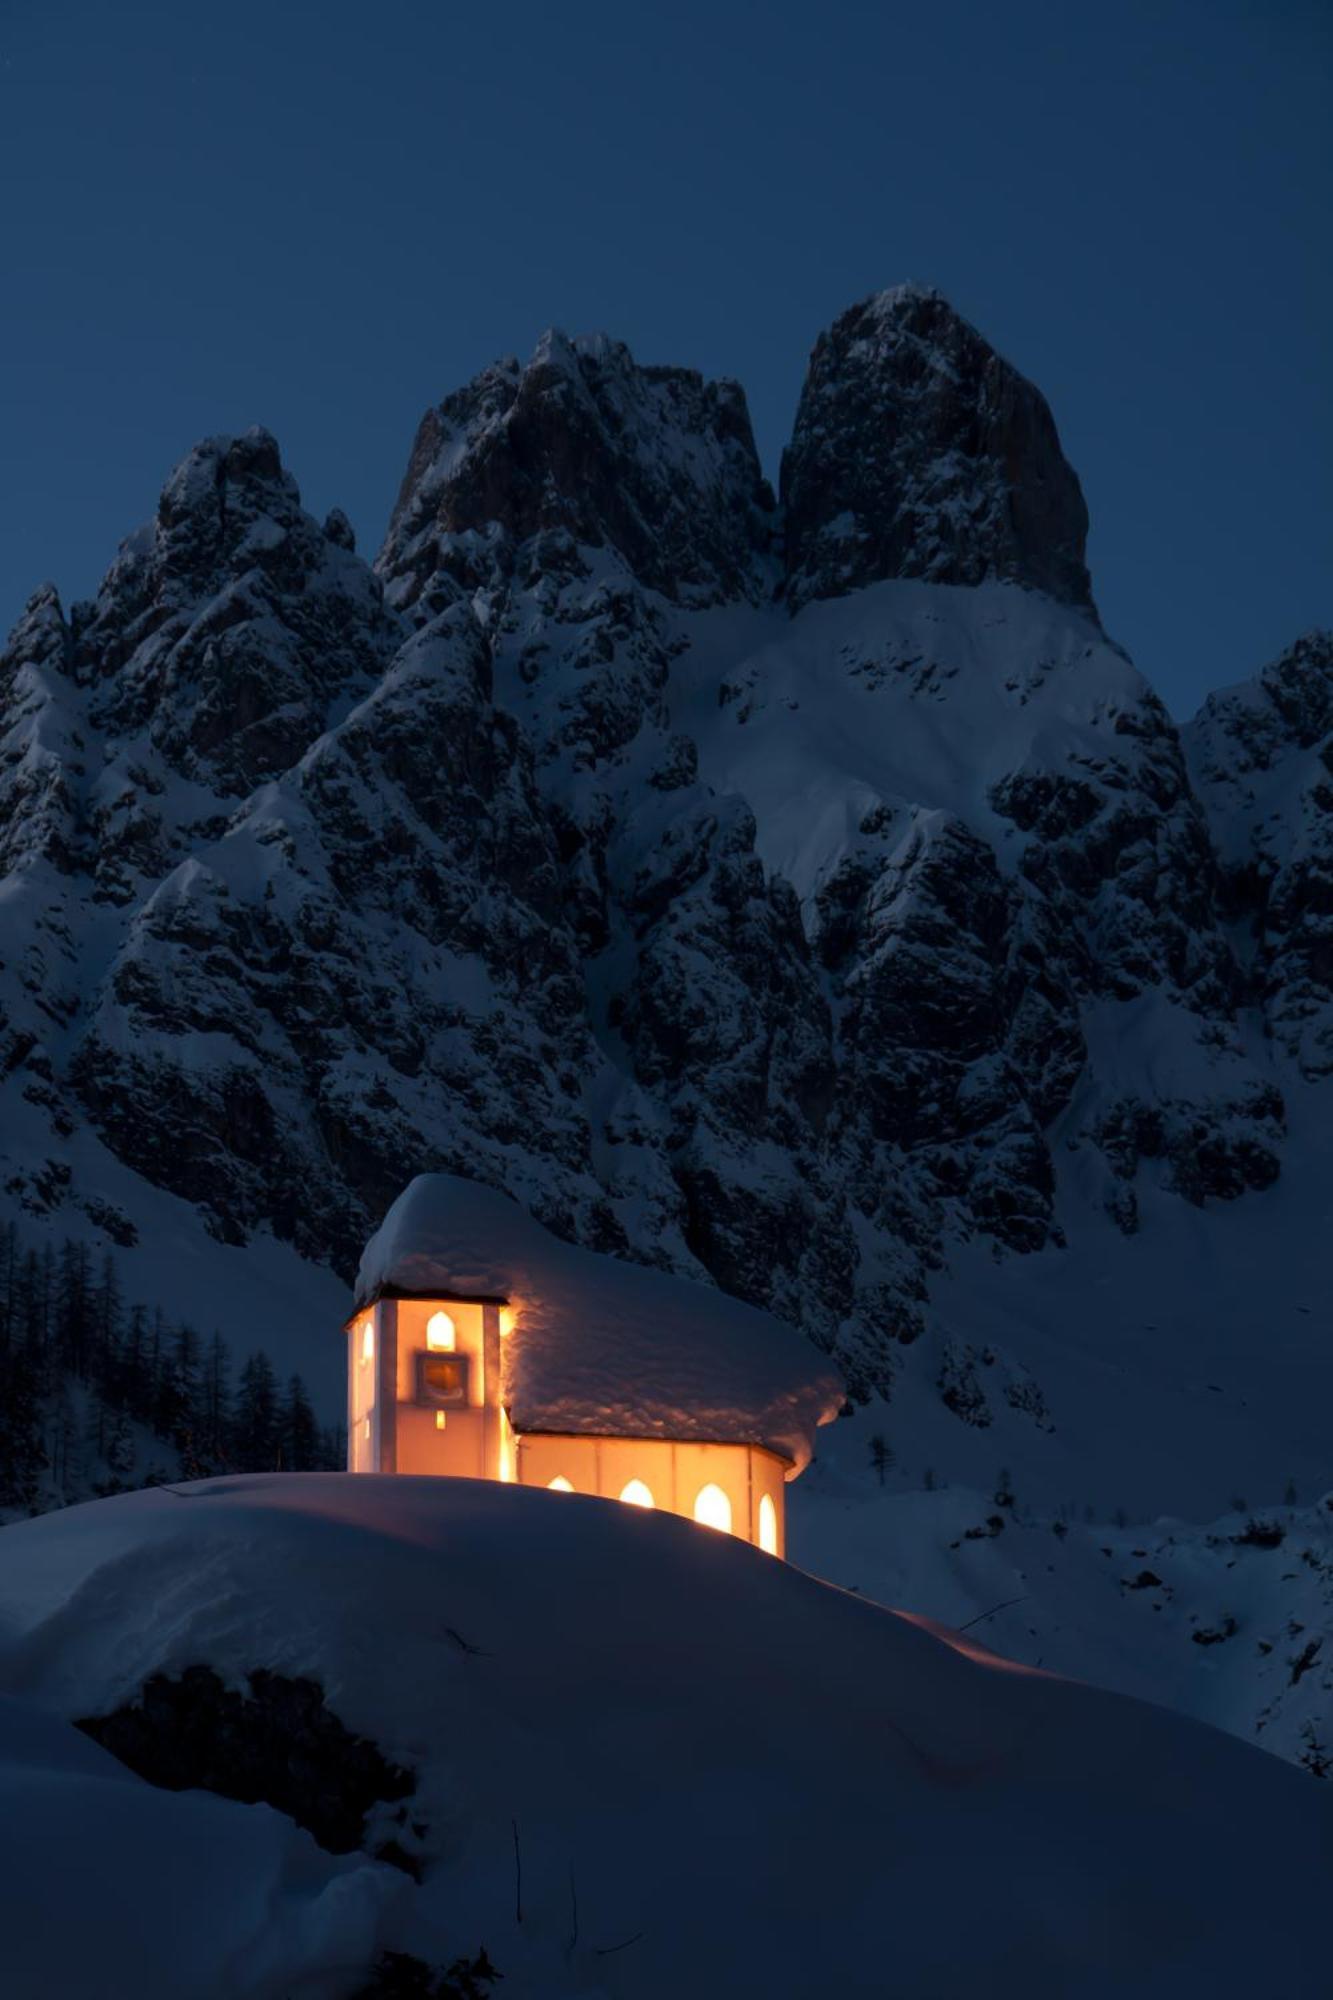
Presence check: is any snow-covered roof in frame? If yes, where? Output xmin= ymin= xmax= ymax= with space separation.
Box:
xmin=354 ymin=1174 xmax=844 ymax=1471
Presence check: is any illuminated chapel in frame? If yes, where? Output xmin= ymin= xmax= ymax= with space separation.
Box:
xmin=345 ymin=1174 xmax=843 ymax=1557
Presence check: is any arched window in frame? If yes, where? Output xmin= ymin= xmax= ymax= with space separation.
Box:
xmin=693 ymin=1483 xmax=732 ymax=1534
xmin=426 ymin=1310 xmax=456 ymax=1351
xmin=758 ymin=1492 xmax=779 ymax=1556
xmin=619 ymin=1478 xmax=654 ymax=1508
xmin=548 ymin=1476 xmax=574 ymax=1493
xmin=360 ymin=1319 xmax=374 ymax=1363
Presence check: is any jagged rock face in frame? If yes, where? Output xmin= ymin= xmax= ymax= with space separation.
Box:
xmin=0 ymin=585 xmax=80 ymax=878
xmin=781 ymin=286 xmax=1094 ymax=613
xmin=0 ymin=295 xmax=1311 ymax=1414
xmin=77 ymin=427 xmax=398 ymax=807
xmin=69 ymin=603 xmax=623 ymax=1265
xmin=381 ymin=331 xmax=774 ymax=616
xmin=1185 ymin=631 xmax=1333 ymax=1077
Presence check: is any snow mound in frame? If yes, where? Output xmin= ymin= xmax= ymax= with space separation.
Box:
xmin=357 ymin=1174 xmax=844 ymax=1470
xmin=0 ymin=1475 xmax=1327 ymax=2000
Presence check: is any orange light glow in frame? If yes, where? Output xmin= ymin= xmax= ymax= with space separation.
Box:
xmin=426 ymin=1310 xmax=456 ymax=1351
xmin=758 ymin=1492 xmax=778 ymax=1555
xmin=435 ymin=1411 xmax=447 ymax=1431
xmin=498 ymin=1405 xmax=516 ymax=1483
xmin=619 ymin=1478 xmax=654 ymax=1509
xmin=693 ymin=1483 xmax=732 ymax=1534
xmin=548 ymin=1475 xmax=573 ymax=1492
xmin=360 ymin=1319 xmax=374 ymax=1362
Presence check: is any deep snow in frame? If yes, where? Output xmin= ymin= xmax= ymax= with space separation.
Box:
xmin=0 ymin=1474 xmax=1328 ymax=1999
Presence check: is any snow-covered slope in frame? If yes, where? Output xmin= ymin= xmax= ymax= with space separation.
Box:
xmin=1 ymin=289 xmax=1328 ymax=1776
xmin=0 ymin=1475 xmax=1327 ymax=2000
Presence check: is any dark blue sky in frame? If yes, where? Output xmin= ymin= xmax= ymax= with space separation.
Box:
xmin=2 ymin=0 xmax=1328 ymax=716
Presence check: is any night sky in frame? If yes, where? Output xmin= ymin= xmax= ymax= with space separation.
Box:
xmin=2 ymin=0 xmax=1328 ymax=716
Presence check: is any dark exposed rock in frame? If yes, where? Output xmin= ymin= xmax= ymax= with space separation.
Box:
xmin=782 ymin=286 xmax=1095 ymax=613
xmin=381 ymin=330 xmax=774 ymax=616
xmin=1186 ymin=631 xmax=1333 ymax=1076
xmin=78 ymin=1665 xmax=420 ymax=1869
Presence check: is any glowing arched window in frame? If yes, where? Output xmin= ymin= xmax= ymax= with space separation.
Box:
xmin=758 ymin=1492 xmax=779 ymax=1555
xmin=548 ymin=1476 xmax=574 ymax=1493
xmin=693 ymin=1483 xmax=732 ymax=1534
xmin=426 ymin=1310 xmax=457 ymax=1351
xmin=360 ymin=1319 xmax=374 ymax=1363
xmin=619 ymin=1478 xmax=654 ymax=1509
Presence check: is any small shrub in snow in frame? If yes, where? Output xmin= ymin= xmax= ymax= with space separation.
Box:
xmin=868 ymin=1434 xmax=894 ymax=1486
xmin=352 ymin=1949 xmax=501 ymax=1999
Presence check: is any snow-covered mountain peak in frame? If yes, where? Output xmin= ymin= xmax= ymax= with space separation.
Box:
xmin=781 ymin=286 xmax=1095 ymax=616
xmin=379 ymin=329 xmax=775 ymax=617
xmin=64 ymin=429 xmax=399 ymax=799
xmin=1 ymin=582 xmax=71 ymax=681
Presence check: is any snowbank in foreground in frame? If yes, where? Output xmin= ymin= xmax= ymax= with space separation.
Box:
xmin=357 ymin=1174 xmax=844 ymax=1470
xmin=0 ymin=1474 xmax=1327 ymax=1999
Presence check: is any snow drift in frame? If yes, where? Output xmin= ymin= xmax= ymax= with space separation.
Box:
xmin=0 ymin=1474 xmax=1327 ymax=1999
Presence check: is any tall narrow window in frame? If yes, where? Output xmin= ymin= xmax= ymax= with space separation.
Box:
xmin=426 ymin=1310 xmax=456 ymax=1351
xmin=758 ymin=1492 xmax=778 ymax=1556
xmin=360 ymin=1319 xmax=374 ymax=1362
xmin=619 ymin=1478 xmax=654 ymax=1508
xmin=693 ymin=1483 xmax=732 ymax=1534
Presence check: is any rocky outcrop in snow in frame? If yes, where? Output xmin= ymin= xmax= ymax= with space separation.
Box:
xmin=1185 ymin=630 xmax=1333 ymax=1076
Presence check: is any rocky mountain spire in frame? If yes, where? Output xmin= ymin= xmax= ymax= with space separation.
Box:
xmin=379 ymin=331 xmax=775 ymax=616
xmin=74 ymin=427 xmax=399 ymax=796
xmin=781 ymin=284 xmax=1095 ymax=614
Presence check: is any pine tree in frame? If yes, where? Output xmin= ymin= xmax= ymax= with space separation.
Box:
xmin=233 ymin=1352 xmax=281 ymax=1471
xmin=0 ymin=1218 xmax=20 ymax=1356
xmin=200 ymin=1330 xmax=232 ymax=1468
xmin=162 ymin=1321 xmax=206 ymax=1469
xmin=56 ymin=1239 xmax=91 ymax=1375
xmin=282 ymin=1374 xmax=320 ymax=1471
xmin=48 ymin=1379 xmax=79 ymax=1500
xmin=103 ymin=1404 xmax=135 ymax=1483
xmin=91 ymin=1249 xmax=124 ymax=1383
xmin=0 ymin=1341 xmax=47 ymax=1510
xmin=119 ymin=1303 xmax=148 ymax=1417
